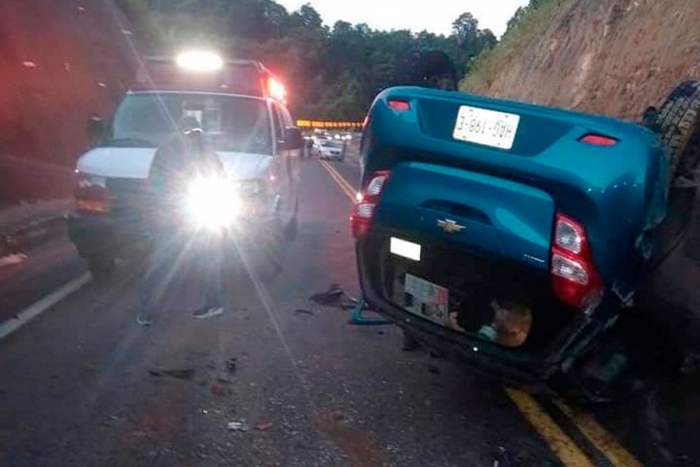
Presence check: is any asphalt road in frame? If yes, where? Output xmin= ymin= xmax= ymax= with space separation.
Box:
xmin=1 ymin=158 xmax=699 ymax=467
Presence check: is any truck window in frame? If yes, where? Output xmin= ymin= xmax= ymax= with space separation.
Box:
xmin=271 ymin=103 xmax=285 ymax=142
xmin=110 ymin=93 xmax=273 ymax=155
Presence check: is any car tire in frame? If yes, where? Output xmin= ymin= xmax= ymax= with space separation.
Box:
xmin=88 ymin=256 xmax=116 ymax=277
xmin=657 ymin=81 xmax=700 ymax=184
xmin=654 ymin=81 xmax=700 ymax=260
xmin=285 ymin=200 xmax=299 ymax=242
xmin=255 ymin=221 xmax=284 ymax=283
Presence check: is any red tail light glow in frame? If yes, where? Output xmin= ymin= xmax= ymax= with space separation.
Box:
xmin=351 ymin=170 xmax=391 ymax=239
xmin=388 ymin=99 xmax=411 ymax=111
xmin=579 ymin=134 xmax=617 ymax=147
xmin=551 ymin=213 xmax=604 ymax=312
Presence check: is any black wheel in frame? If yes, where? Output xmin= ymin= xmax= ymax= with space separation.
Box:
xmin=285 ymin=202 xmax=299 ymax=242
xmin=395 ymin=49 xmax=458 ymax=91
xmin=657 ymin=81 xmax=700 ymax=184
xmin=255 ymin=221 xmax=284 ymax=283
xmin=87 ymin=256 xmax=115 ymax=277
xmin=654 ymin=81 xmax=700 ymax=260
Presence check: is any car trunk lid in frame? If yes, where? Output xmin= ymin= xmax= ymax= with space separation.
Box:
xmin=374 ymin=161 xmax=554 ymax=270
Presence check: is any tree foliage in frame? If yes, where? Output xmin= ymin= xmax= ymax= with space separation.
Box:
xmin=122 ymin=0 xmax=497 ymax=120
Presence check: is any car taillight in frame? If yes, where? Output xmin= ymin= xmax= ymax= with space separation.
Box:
xmin=551 ymin=213 xmax=604 ymax=312
xmin=75 ymin=173 xmax=109 ymax=214
xmin=388 ymin=99 xmax=411 ymax=111
xmin=350 ymin=170 xmax=391 ymax=239
xmin=579 ymin=134 xmax=618 ymax=147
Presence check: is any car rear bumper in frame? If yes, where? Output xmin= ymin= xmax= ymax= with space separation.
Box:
xmin=355 ymin=240 xmax=581 ymax=389
xmin=67 ymin=213 xmax=147 ymax=259
xmin=68 ymin=212 xmax=282 ymax=259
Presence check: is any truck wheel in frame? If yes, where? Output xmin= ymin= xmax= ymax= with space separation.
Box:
xmin=256 ymin=222 xmax=284 ymax=282
xmin=88 ymin=256 xmax=115 ymax=277
xmin=285 ymin=201 xmax=299 ymax=242
xmin=657 ymin=80 xmax=700 ymax=184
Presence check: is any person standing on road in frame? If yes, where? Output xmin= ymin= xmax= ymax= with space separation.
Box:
xmin=137 ymin=116 xmax=226 ymax=326
xmin=305 ymin=137 xmax=313 ymax=159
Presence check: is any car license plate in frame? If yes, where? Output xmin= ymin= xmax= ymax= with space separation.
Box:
xmin=452 ymin=106 xmax=520 ymax=150
xmin=390 ymin=237 xmax=421 ymax=261
xmin=403 ymin=274 xmax=449 ymax=326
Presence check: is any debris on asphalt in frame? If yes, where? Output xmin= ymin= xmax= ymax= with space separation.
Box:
xmin=149 ymin=369 xmax=196 ymax=381
xmin=402 ymin=333 xmax=421 ymax=352
xmin=227 ymin=421 xmax=249 ymax=432
xmin=427 ymin=365 xmax=441 ymax=375
xmin=164 ymin=369 xmax=196 ymax=380
xmin=226 ymin=358 xmax=237 ymax=375
xmin=309 ymin=284 xmax=358 ymax=310
xmin=0 ymin=253 xmax=28 ymax=268
xmin=493 ymin=446 xmax=506 ymax=467
xmin=256 ymin=421 xmax=274 ymax=431
xmin=295 ymin=308 xmax=315 ymax=315
xmin=210 ymin=383 xmax=231 ymax=397
xmin=217 ymin=377 xmax=233 ymax=385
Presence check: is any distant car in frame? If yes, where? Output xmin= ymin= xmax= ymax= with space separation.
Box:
xmin=315 ymin=139 xmax=345 ymax=161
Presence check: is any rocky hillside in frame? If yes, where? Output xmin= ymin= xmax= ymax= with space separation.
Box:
xmin=462 ymin=0 xmax=700 ymax=121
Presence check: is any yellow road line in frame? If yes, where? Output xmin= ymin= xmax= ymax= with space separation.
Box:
xmin=320 ymin=160 xmax=358 ymax=199
xmin=323 ymin=164 xmax=355 ymax=201
xmin=553 ymin=399 xmax=644 ymax=467
xmin=320 ymin=160 xmax=356 ymax=202
xmin=505 ymin=388 xmax=596 ymax=467
xmin=321 ymin=161 xmax=640 ymax=467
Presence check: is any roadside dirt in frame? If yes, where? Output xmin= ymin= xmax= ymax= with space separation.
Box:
xmin=464 ymin=0 xmax=700 ymax=121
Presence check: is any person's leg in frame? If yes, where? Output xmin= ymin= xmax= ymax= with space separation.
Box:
xmin=139 ymin=233 xmax=181 ymax=325
xmin=193 ymin=231 xmax=225 ymax=319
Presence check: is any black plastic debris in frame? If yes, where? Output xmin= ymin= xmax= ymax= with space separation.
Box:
xmin=295 ymin=309 xmax=315 ymax=315
xmin=309 ymin=284 xmax=358 ymax=310
xmin=226 ymin=358 xmax=237 ymax=375
xmin=149 ymin=369 xmax=195 ymax=381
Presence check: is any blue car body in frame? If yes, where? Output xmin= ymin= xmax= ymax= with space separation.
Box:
xmin=355 ymin=86 xmax=669 ymax=387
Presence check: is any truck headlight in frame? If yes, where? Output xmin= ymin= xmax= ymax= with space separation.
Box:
xmin=185 ymin=177 xmax=240 ymax=229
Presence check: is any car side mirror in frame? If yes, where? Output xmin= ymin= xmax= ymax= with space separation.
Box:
xmin=86 ymin=117 xmax=104 ymax=146
xmin=284 ymin=127 xmax=304 ymax=151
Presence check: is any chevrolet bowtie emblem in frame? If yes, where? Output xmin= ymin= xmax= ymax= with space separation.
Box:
xmin=437 ymin=219 xmax=465 ymax=234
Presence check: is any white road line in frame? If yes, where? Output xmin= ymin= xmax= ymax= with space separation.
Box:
xmin=0 ymin=272 xmax=92 ymax=341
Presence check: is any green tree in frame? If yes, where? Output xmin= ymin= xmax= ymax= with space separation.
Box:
xmin=117 ymin=0 xmax=499 ymax=120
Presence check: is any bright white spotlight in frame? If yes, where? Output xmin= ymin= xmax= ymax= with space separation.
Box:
xmin=176 ymin=51 xmax=224 ymax=72
xmin=185 ymin=177 xmax=239 ymax=230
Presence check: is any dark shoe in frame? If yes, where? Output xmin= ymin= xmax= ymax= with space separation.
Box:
xmin=193 ymin=306 xmax=224 ymax=320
